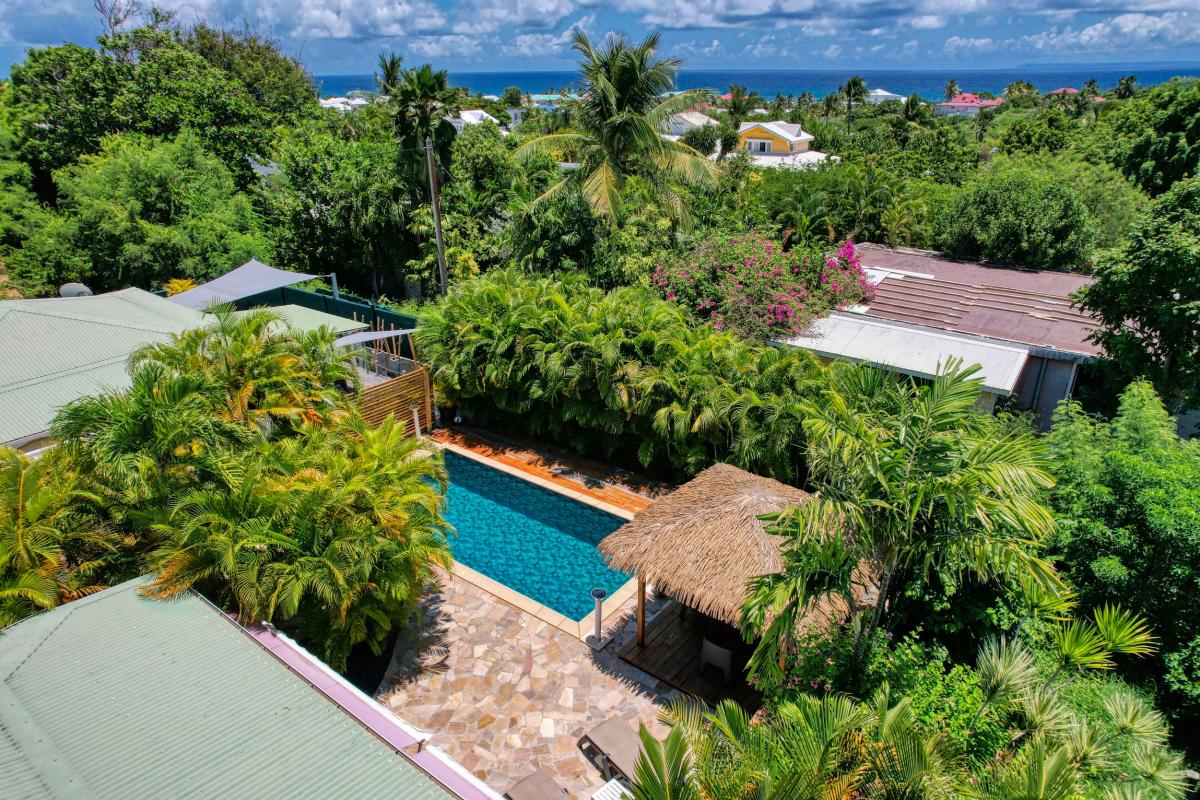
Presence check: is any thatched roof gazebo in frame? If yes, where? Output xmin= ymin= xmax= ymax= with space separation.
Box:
xmin=599 ymin=463 xmax=811 ymax=645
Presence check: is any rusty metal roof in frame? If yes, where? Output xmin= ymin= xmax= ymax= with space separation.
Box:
xmin=855 ymin=244 xmax=1101 ymax=358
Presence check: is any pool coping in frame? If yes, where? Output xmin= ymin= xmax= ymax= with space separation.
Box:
xmin=434 ymin=440 xmax=642 ymax=643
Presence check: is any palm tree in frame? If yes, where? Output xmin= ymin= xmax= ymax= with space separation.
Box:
xmin=902 ymin=93 xmax=927 ymax=123
xmin=1081 ymin=78 xmax=1100 ymax=98
xmin=1115 ymin=74 xmax=1138 ymax=99
xmin=0 ymin=447 xmax=116 ymax=625
xmin=944 ymin=79 xmax=961 ymax=101
xmin=131 ymin=305 xmax=358 ymax=434
xmin=634 ymin=690 xmax=961 ymax=799
xmin=743 ymin=362 xmax=1063 ymax=675
xmin=52 ymin=363 xmax=253 ymax=505
xmin=515 ymin=31 xmax=717 ymax=221
xmin=390 ymin=63 xmax=460 ymax=196
xmin=841 ymin=75 xmax=867 ymax=126
xmin=375 ymin=51 xmax=403 ymax=98
xmin=724 ymin=84 xmax=762 ymax=132
xmin=142 ymin=416 xmax=452 ymax=668
xmin=821 ymin=91 xmax=841 ymax=120
xmin=1005 ymin=80 xmax=1038 ymax=99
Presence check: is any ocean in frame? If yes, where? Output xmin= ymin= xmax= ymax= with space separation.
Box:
xmin=315 ymin=65 xmax=1200 ymax=100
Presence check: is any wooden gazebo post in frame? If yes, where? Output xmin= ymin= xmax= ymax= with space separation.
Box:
xmin=636 ymin=574 xmax=646 ymax=646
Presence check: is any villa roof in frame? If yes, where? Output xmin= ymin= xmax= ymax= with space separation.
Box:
xmin=1048 ymin=87 xmax=1079 ymax=95
xmin=738 ymin=120 xmax=814 ymax=143
xmin=0 ymin=288 xmax=204 ymax=447
xmin=599 ymin=464 xmax=807 ymax=627
xmin=937 ymin=93 xmax=1003 ymax=108
xmin=671 ymin=111 xmax=719 ymax=127
xmin=0 ymin=577 xmax=464 ymax=799
xmin=854 ymin=244 xmax=1101 ymax=358
xmin=867 ymin=88 xmax=902 ymax=97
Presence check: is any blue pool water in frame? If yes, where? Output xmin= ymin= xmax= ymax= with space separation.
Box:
xmin=440 ymin=451 xmax=631 ymax=620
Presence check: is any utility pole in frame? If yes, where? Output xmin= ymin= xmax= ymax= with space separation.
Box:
xmin=425 ymin=135 xmax=449 ymax=297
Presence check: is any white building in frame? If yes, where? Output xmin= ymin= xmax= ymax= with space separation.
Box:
xmin=866 ymin=88 xmax=904 ymax=104
xmin=318 ymin=96 xmax=370 ymax=113
xmin=449 ymin=109 xmax=503 ymax=133
xmin=663 ymin=111 xmax=719 ymax=136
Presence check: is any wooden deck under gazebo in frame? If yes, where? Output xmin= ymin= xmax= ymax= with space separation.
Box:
xmin=599 ymin=463 xmax=873 ymax=708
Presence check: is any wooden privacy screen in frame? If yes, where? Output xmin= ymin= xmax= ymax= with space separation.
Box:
xmin=356 ymin=367 xmax=433 ymax=435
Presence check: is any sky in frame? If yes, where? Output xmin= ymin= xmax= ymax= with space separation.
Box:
xmin=3 ymin=0 xmax=1200 ymax=76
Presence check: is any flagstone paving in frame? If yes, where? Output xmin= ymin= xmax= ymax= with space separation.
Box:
xmin=379 ymin=575 xmax=678 ymax=797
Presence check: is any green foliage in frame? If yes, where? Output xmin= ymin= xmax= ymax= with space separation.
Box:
xmin=0 ymin=447 xmax=118 ymax=626
xmin=500 ymin=86 xmax=523 ymax=107
xmin=679 ymin=123 xmax=719 ymax=156
xmin=1001 ymin=108 xmax=1076 ymax=154
xmin=8 ymin=132 xmax=268 ymax=294
xmin=743 ymin=362 xmax=1061 ymax=690
xmin=987 ymin=154 xmax=1146 ymax=249
xmin=515 ymin=31 xmax=716 ymax=222
xmin=416 ymin=269 xmax=826 ymax=481
xmin=1109 ymin=78 xmax=1200 ymax=195
xmin=47 ymin=309 xmax=449 ymax=668
xmin=1077 ymin=179 xmax=1200 ymax=411
xmin=1046 ymin=382 xmax=1200 ymax=740
xmin=938 ymin=167 xmax=1091 ymax=269
xmin=181 ymin=24 xmax=316 ymax=128
xmin=265 ymin=121 xmax=410 ymax=297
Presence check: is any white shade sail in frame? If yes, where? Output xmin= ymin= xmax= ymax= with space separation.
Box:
xmin=168 ymin=259 xmax=317 ymax=310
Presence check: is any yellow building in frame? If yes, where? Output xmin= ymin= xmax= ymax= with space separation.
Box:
xmin=736 ymin=121 xmax=815 ymax=154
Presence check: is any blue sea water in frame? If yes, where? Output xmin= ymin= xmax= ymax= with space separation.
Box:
xmin=315 ymin=65 xmax=1200 ymax=100
xmin=440 ymin=451 xmax=630 ymax=620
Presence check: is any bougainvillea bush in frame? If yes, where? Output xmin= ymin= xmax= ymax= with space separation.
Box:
xmin=653 ymin=232 xmax=874 ymax=340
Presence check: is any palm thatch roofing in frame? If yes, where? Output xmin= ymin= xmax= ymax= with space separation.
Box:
xmin=598 ymin=463 xmax=811 ymax=627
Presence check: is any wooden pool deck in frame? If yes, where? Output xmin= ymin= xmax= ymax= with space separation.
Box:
xmin=618 ymin=603 xmax=762 ymax=711
xmin=431 ymin=427 xmax=665 ymax=516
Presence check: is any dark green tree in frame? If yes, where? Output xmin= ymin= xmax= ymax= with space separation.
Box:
xmin=1077 ymin=177 xmax=1200 ymax=412
xmin=938 ymin=167 xmax=1091 ymax=270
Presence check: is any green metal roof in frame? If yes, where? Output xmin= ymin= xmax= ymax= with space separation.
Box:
xmin=233 ymin=303 xmax=369 ymax=335
xmin=0 ymin=289 xmax=205 ymax=446
xmin=0 ymin=578 xmax=452 ymax=799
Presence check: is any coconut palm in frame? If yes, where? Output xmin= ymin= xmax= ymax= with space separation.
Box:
xmin=902 ymin=93 xmax=928 ymax=123
xmin=515 ymin=31 xmax=717 ymax=221
xmin=944 ymin=79 xmax=961 ymax=101
xmin=375 ymin=51 xmax=403 ymax=98
xmin=841 ymin=75 xmax=867 ymax=125
xmin=1115 ymin=75 xmax=1138 ymax=99
xmin=142 ymin=415 xmax=452 ymax=668
xmin=745 ymin=361 xmax=1063 ymax=671
xmin=821 ymin=91 xmax=841 ymax=119
xmin=724 ymin=84 xmax=762 ymax=132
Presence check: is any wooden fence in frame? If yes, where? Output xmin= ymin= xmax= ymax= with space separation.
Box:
xmin=357 ymin=367 xmax=433 ymax=436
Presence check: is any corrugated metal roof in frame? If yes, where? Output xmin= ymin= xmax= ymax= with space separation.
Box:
xmin=0 ymin=578 xmax=452 ymax=799
xmin=239 ymin=304 xmax=368 ymax=335
xmin=0 ymin=289 xmax=205 ymax=446
xmin=855 ymin=244 xmax=1100 ymax=357
xmin=778 ymin=312 xmax=1030 ymax=395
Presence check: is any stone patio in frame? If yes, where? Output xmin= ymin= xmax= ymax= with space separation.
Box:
xmin=378 ymin=575 xmax=678 ymax=796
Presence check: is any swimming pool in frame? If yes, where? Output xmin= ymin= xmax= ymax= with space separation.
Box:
xmin=440 ymin=450 xmax=631 ymax=620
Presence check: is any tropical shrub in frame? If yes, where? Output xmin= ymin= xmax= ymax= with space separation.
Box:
xmin=1046 ymin=382 xmax=1200 ymax=742
xmin=7 ymin=131 xmax=270 ymax=294
xmin=937 ymin=167 xmax=1091 ymax=270
xmin=0 ymin=447 xmax=119 ymax=625
xmin=679 ymin=124 xmax=719 ymax=156
xmin=140 ymin=417 xmax=451 ymax=669
xmin=1077 ymin=178 xmax=1200 ymax=412
xmin=652 ymin=233 xmax=872 ymax=340
xmin=417 ymin=269 xmax=826 ymax=481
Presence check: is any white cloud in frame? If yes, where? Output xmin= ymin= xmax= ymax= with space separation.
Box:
xmin=910 ymin=14 xmax=946 ymax=28
xmin=944 ymin=35 xmax=996 ymax=53
xmin=407 ymin=34 xmax=485 ymax=57
xmin=502 ymin=13 xmax=595 ymax=56
xmin=673 ymin=38 xmax=724 ymax=57
xmin=1023 ymin=11 xmax=1200 ymax=50
xmin=820 ymin=43 xmax=843 ymax=58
